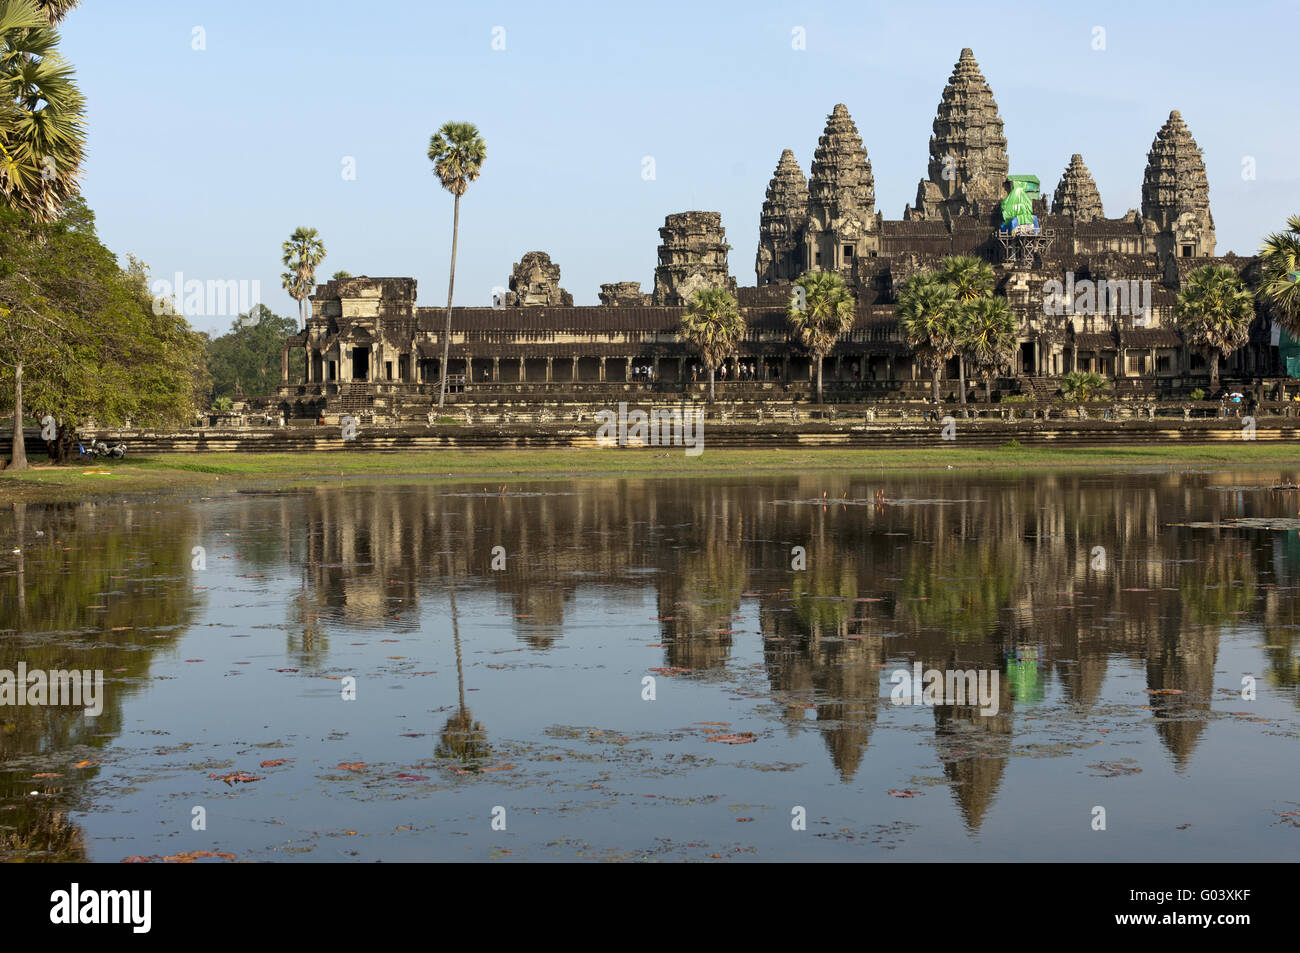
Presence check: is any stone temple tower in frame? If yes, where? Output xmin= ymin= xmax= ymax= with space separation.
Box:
xmin=1141 ymin=110 xmax=1215 ymax=259
xmin=908 ymin=48 xmax=1010 ymax=221
xmin=756 ymin=149 xmax=809 ymax=285
xmin=803 ymin=104 xmax=876 ymax=276
xmin=1052 ymin=154 xmax=1104 ymax=221
xmin=652 ymin=211 xmax=736 ymax=306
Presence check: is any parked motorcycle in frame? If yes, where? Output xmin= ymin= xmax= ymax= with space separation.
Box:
xmin=77 ymin=440 xmax=126 ymax=460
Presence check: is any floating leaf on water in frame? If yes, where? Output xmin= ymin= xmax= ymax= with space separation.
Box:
xmin=209 ymin=771 xmax=262 ymax=785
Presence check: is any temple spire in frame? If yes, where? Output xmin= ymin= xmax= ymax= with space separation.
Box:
xmin=1052 ymin=154 xmax=1104 ymax=221
xmin=756 ymin=150 xmax=809 ymax=284
xmin=910 ymin=48 xmax=1009 ymax=220
xmin=804 ymin=104 xmax=876 ymax=274
xmin=1141 ymin=109 xmax=1215 ymax=256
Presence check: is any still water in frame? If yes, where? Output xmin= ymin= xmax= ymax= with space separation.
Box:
xmin=2 ymin=469 xmax=1299 ymax=862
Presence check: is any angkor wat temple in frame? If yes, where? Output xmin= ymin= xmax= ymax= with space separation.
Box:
xmin=279 ymin=49 xmax=1289 ymax=420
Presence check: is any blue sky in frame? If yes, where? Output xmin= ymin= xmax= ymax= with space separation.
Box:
xmin=59 ymin=0 xmax=1296 ymax=334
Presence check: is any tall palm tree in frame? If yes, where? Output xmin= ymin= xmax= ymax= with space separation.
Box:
xmin=1174 ymin=265 xmax=1255 ymax=390
xmin=787 ymin=270 xmax=856 ymax=403
xmin=898 ymin=272 xmax=959 ymax=404
xmin=428 ymin=122 xmax=486 ymax=408
xmin=939 ymin=255 xmax=995 ymax=408
xmin=280 ymin=227 xmax=325 ymax=332
xmin=0 ymin=0 xmax=86 ymax=223
xmin=962 ymin=296 xmax=1017 ymax=404
xmin=680 ymin=286 xmax=744 ymax=403
xmin=0 ymin=0 xmax=84 ymax=471
xmin=1258 ymin=214 xmax=1300 ymax=337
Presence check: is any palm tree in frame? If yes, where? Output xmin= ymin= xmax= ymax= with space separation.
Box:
xmin=34 ymin=0 xmax=77 ymax=23
xmin=0 ymin=0 xmax=86 ymax=223
xmin=898 ymin=272 xmax=959 ymax=404
xmin=280 ymin=227 xmax=325 ymax=332
xmin=1061 ymin=371 xmax=1110 ymax=402
xmin=0 ymin=0 xmax=85 ymax=470
xmin=962 ymin=296 xmax=1017 ymax=404
xmin=1258 ymin=214 xmax=1300 ymax=337
xmin=428 ymin=122 xmax=486 ymax=408
xmin=939 ymin=255 xmax=995 ymax=409
xmin=787 ymin=270 xmax=856 ymax=403
xmin=1174 ymin=265 xmax=1255 ymax=390
xmin=680 ymin=287 xmax=744 ymax=403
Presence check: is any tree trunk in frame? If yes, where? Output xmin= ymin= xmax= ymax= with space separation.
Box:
xmin=438 ymin=193 xmax=461 ymax=409
xmin=932 ymin=364 xmax=941 ymax=404
xmin=1210 ymin=350 xmax=1220 ymax=391
xmin=985 ymin=371 xmax=993 ymax=406
xmin=9 ymin=361 xmax=27 ymax=470
xmin=708 ymin=365 xmax=715 ymax=403
xmin=815 ymin=354 xmax=823 ymax=403
xmin=958 ymin=355 xmax=967 ymax=409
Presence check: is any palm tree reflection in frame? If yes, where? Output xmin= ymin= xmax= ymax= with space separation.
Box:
xmin=435 ymin=552 xmax=490 ymax=765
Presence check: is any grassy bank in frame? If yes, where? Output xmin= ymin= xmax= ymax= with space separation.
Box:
xmin=2 ymin=443 xmax=1298 ymax=504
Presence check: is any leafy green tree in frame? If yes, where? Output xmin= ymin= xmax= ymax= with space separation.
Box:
xmin=281 ymin=227 xmax=325 ymax=331
xmin=1174 ymin=265 xmax=1255 ymax=390
xmin=962 ymin=296 xmax=1017 ymax=403
xmin=1258 ymin=214 xmax=1300 ymax=337
xmin=0 ymin=198 xmax=208 ymax=467
xmin=0 ymin=0 xmax=86 ymax=468
xmin=787 ymin=270 xmax=856 ymax=403
xmin=205 ymin=304 xmax=299 ymax=400
xmin=681 ymin=286 xmax=744 ymax=402
xmin=331 ymin=270 xmax=352 ymax=281
xmin=428 ymin=121 xmax=486 ymax=408
xmin=898 ymin=272 xmax=959 ymax=403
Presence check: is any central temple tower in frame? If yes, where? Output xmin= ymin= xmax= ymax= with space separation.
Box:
xmin=907 ymin=48 xmax=1010 ymax=221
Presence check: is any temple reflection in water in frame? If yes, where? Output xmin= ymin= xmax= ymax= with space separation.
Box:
xmin=3 ymin=470 xmax=1298 ymax=859
xmin=282 ymin=471 xmax=1300 ymax=824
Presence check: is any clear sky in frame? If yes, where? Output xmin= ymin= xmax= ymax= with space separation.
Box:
xmin=58 ymin=0 xmax=1297 ymax=335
